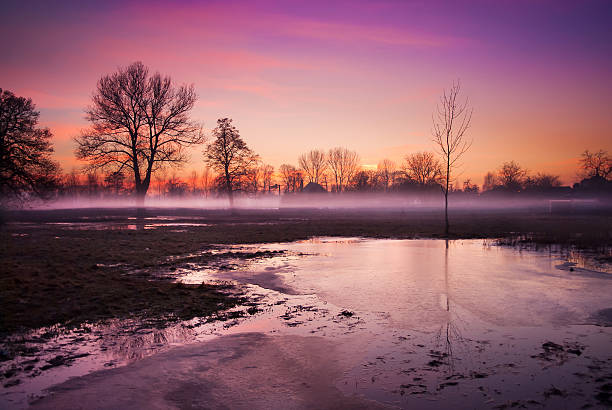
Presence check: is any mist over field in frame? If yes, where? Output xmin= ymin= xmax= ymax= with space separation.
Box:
xmin=14 ymin=190 xmax=608 ymax=214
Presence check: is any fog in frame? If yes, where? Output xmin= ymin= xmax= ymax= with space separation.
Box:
xmin=15 ymin=192 xmax=609 ymax=213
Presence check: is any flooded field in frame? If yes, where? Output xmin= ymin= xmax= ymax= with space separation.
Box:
xmin=2 ymin=236 xmax=610 ymax=409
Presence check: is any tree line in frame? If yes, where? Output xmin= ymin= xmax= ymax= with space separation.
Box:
xmin=2 ymin=62 xmax=611 ymax=212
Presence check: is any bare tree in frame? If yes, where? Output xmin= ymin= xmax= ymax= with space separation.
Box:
xmin=187 ymin=170 xmax=199 ymax=194
xmin=497 ymin=161 xmax=526 ymax=191
xmin=200 ymin=166 xmax=213 ymax=197
xmin=155 ymin=169 xmax=168 ymax=197
xmin=63 ymin=169 xmax=81 ymax=198
xmin=579 ymin=149 xmax=611 ymax=180
xmin=298 ymin=149 xmax=327 ymax=184
xmin=104 ymin=171 xmax=125 ymax=195
xmin=432 ymin=81 xmax=473 ymax=235
xmin=86 ymin=172 xmax=101 ymax=197
xmin=260 ymin=164 xmax=274 ymax=192
xmin=462 ymin=179 xmax=479 ymax=193
xmin=166 ymin=173 xmax=188 ymax=197
xmin=244 ymin=162 xmax=262 ymax=193
xmin=279 ymin=164 xmax=303 ymax=192
xmin=0 ymin=89 xmax=59 ymax=202
xmin=482 ymin=171 xmax=497 ymax=191
xmin=204 ymin=118 xmax=258 ymax=207
xmin=353 ymin=170 xmax=378 ymax=191
xmin=377 ymin=159 xmax=396 ymax=191
xmin=75 ymin=62 xmax=204 ymax=207
xmin=327 ymin=147 xmax=360 ymax=192
xmin=402 ymin=152 xmax=443 ymax=186
xmin=524 ymin=172 xmax=561 ymax=190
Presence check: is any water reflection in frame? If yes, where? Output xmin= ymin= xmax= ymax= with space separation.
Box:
xmin=2 ymin=239 xmax=611 ymax=409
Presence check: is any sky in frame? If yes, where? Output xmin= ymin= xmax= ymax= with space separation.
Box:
xmin=2 ymin=0 xmax=611 ymax=186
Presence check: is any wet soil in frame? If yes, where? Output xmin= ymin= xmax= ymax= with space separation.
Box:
xmin=1 ymin=208 xmax=611 ymax=408
xmin=2 ymin=207 xmax=610 ymax=331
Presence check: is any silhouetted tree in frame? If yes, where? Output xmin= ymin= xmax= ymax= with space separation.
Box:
xmin=104 ymin=171 xmax=125 ymax=195
xmin=0 ymin=89 xmax=59 ymax=202
xmin=403 ymin=152 xmax=443 ymax=186
xmin=187 ymin=170 xmax=199 ymax=194
xmin=154 ymin=169 xmax=168 ymax=197
xmin=200 ymin=166 xmax=213 ymax=197
xmin=432 ymin=81 xmax=473 ymax=235
xmin=165 ymin=174 xmax=188 ymax=197
xmin=497 ymin=161 xmax=526 ymax=191
xmin=298 ymin=149 xmax=327 ymax=184
xmin=482 ymin=171 xmax=497 ymax=191
xmin=462 ymin=179 xmax=479 ymax=193
xmin=377 ymin=159 xmax=396 ymax=191
xmin=524 ymin=172 xmax=561 ymax=191
xmin=63 ymin=169 xmax=81 ymax=198
xmin=75 ymin=62 xmax=203 ymax=207
xmin=327 ymin=147 xmax=360 ymax=192
xmin=279 ymin=164 xmax=303 ymax=192
xmin=579 ymin=149 xmax=611 ymax=180
xmin=260 ymin=164 xmax=274 ymax=192
xmin=86 ymin=172 xmax=101 ymax=197
xmin=352 ymin=170 xmax=378 ymax=191
xmin=204 ymin=118 xmax=258 ymax=206
xmin=244 ymin=162 xmax=262 ymax=193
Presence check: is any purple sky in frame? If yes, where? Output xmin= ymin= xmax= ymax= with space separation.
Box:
xmin=2 ymin=0 xmax=611 ymax=184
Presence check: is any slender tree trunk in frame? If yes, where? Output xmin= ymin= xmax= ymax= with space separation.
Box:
xmin=445 ymin=159 xmax=450 ymax=237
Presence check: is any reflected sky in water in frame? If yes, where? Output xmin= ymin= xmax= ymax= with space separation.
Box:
xmin=2 ymin=238 xmax=610 ymax=409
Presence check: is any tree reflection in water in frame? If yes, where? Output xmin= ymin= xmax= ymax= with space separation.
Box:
xmin=433 ymin=239 xmax=467 ymax=375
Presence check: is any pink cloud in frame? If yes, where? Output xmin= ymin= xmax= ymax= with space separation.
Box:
xmin=271 ymin=16 xmax=465 ymax=47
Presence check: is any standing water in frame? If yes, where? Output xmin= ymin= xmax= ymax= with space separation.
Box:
xmin=3 ymin=238 xmax=611 ymax=409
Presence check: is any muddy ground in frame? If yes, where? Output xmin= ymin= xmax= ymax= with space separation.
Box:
xmin=1 ymin=207 xmax=610 ymax=334
xmin=1 ymin=207 xmax=611 ymax=408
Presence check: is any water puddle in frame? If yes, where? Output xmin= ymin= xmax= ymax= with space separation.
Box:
xmin=44 ymin=221 xmax=212 ymax=230
xmin=2 ymin=238 xmax=611 ymax=409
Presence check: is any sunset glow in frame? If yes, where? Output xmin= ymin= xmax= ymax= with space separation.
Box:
xmin=2 ymin=0 xmax=611 ymax=185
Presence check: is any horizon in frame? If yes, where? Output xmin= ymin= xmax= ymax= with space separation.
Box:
xmin=2 ymin=0 xmax=611 ymax=187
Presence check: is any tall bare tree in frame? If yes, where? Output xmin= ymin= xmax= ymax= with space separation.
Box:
xmin=200 ymin=166 xmax=213 ymax=197
xmin=298 ymin=149 xmax=327 ymax=184
xmin=75 ymin=62 xmax=203 ymax=207
xmin=327 ymin=147 xmax=360 ymax=192
xmin=579 ymin=149 xmax=611 ymax=180
xmin=204 ymin=118 xmax=258 ymax=207
xmin=0 ymin=89 xmax=59 ymax=202
xmin=402 ymin=152 xmax=442 ymax=186
xmin=432 ymin=81 xmax=473 ymax=235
